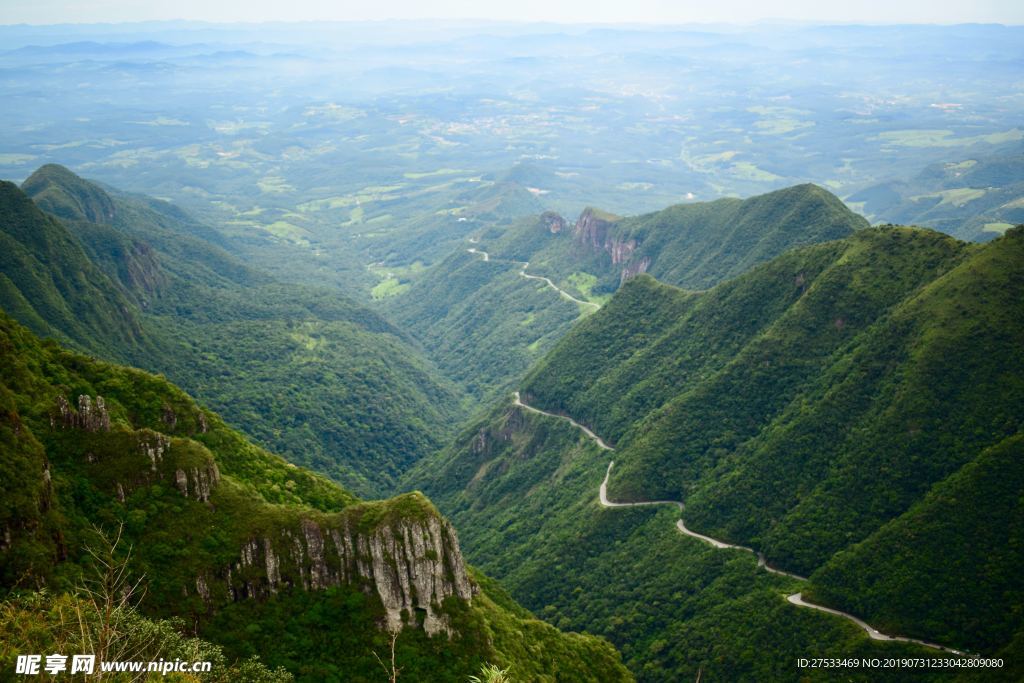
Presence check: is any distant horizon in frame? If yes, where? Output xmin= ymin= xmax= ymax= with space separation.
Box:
xmin=2 ymin=0 xmax=1022 ymax=28
xmin=2 ymin=17 xmax=1023 ymax=28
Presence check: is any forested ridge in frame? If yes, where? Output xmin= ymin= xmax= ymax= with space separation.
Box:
xmin=0 ymin=309 xmax=630 ymax=682
xmin=390 ymin=184 xmax=869 ymax=402
xmin=409 ymin=225 xmax=1024 ymax=681
xmin=2 ymin=165 xmax=467 ymax=496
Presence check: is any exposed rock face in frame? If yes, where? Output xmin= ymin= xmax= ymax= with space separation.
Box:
xmin=172 ymin=463 xmax=220 ymax=502
xmin=541 ymin=210 xmax=567 ymax=234
xmin=122 ymin=241 xmax=165 ymax=304
xmin=573 ymin=208 xmax=618 ymax=250
xmin=140 ymin=433 xmax=170 ymax=472
xmin=572 ymin=208 xmax=650 ymax=283
xmin=620 ymin=256 xmax=651 ymax=284
xmin=52 ymin=395 xmax=111 ymax=432
xmin=207 ymin=501 xmax=475 ymax=637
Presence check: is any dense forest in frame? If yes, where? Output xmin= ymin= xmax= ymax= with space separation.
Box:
xmin=0 ymin=310 xmax=630 ymax=681
xmin=411 ymin=226 xmax=1024 ymax=680
xmin=2 ymin=163 xmax=1021 ymax=683
xmin=2 ymin=166 xmax=468 ymax=496
xmin=390 ymin=184 xmax=870 ymax=402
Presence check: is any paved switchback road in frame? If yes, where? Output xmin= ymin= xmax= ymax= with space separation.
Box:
xmin=467 ymin=245 xmax=600 ymax=312
xmin=511 ymin=392 xmax=969 ymax=657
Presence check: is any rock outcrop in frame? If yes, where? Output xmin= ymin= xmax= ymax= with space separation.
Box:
xmin=541 ymin=210 xmax=567 ymax=234
xmin=52 ymin=394 xmax=111 ymax=432
xmin=572 ymin=208 xmax=650 ymax=283
xmin=572 ymin=207 xmax=619 ymax=250
xmin=173 ymin=463 xmax=220 ymax=503
xmin=197 ymin=495 xmax=475 ymax=637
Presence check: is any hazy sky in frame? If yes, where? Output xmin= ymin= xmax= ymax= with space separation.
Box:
xmin=2 ymin=0 xmax=1022 ymax=25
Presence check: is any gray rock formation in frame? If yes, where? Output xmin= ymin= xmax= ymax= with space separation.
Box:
xmin=203 ymin=498 xmax=475 ymax=637
xmin=53 ymin=394 xmax=111 ymax=432
xmin=572 ymin=208 xmax=650 ymax=283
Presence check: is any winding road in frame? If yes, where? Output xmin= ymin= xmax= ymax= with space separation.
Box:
xmin=513 ymin=391 xmax=614 ymax=449
xmin=467 ymin=246 xmax=600 ymax=311
xmin=512 ymin=391 xmax=969 ymax=657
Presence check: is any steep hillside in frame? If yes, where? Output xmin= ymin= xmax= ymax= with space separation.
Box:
xmin=409 ymin=226 xmax=1024 ymax=679
xmin=386 ymin=242 xmax=582 ymax=402
xmin=389 ymin=185 xmax=865 ymax=402
xmin=4 ymin=166 xmax=465 ymax=496
xmin=0 ymin=180 xmax=151 ymax=364
xmin=490 ymin=183 xmax=868 ymax=298
xmin=0 ymin=311 xmax=630 ymax=682
xmin=407 ymin=401 xmax=972 ymax=682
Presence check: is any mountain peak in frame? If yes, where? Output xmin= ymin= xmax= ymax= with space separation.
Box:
xmin=22 ymin=163 xmax=116 ymax=225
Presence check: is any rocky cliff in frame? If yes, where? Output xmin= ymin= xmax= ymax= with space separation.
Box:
xmin=208 ymin=503 xmax=476 ymax=636
xmin=572 ymin=208 xmax=649 ymax=283
xmin=49 ymin=393 xmax=476 ymax=638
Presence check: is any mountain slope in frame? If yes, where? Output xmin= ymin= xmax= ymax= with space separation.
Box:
xmin=406 ymin=400 xmax=966 ymax=682
xmin=386 ymin=243 xmax=582 ymax=402
xmin=490 ymin=183 xmax=868 ymax=297
xmin=0 ymin=180 xmax=151 ymax=362
xmin=4 ymin=166 xmax=464 ymax=496
xmin=409 ymin=226 xmax=1024 ymax=678
xmin=389 ymin=184 xmax=866 ymax=403
xmin=520 ymin=225 xmax=1024 ymax=645
xmin=0 ymin=310 xmax=631 ymax=682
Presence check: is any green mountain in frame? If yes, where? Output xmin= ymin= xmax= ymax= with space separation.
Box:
xmin=409 ymin=226 xmax=1024 ymax=680
xmin=489 ymin=183 xmax=868 ymax=298
xmin=0 ymin=180 xmax=151 ymax=364
xmin=3 ymin=166 xmax=465 ymax=496
xmin=388 ymin=184 xmax=868 ymax=403
xmin=386 ymin=243 xmax=583 ymax=403
xmin=0 ymin=310 xmax=630 ymax=682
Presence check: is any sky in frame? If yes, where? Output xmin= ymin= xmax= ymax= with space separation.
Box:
xmin=1 ymin=0 xmax=1022 ymax=25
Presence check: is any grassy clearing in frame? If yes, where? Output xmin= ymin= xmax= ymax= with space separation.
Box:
xmin=754 ymin=118 xmax=815 ymax=135
xmin=368 ymin=261 xmax=425 ymax=280
xmin=945 ymin=159 xmax=977 ymax=171
xmin=265 ymin=220 xmax=310 ymax=243
xmin=911 ymin=188 xmax=987 ymax=207
xmin=371 ymin=277 xmax=410 ymax=299
xmin=403 ymin=168 xmax=471 ymax=179
xmin=983 ymin=222 xmax=1014 ymax=234
xmin=297 ymin=186 xmax=405 ymax=212
xmin=877 ymin=128 xmax=1023 ymax=148
xmin=565 ymin=272 xmax=612 ymax=306
xmin=257 ymin=176 xmax=295 ymax=194
xmin=346 ymin=206 xmax=365 ymax=224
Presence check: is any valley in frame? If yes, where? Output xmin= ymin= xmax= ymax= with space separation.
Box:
xmin=2 ymin=17 xmax=1023 ymax=683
